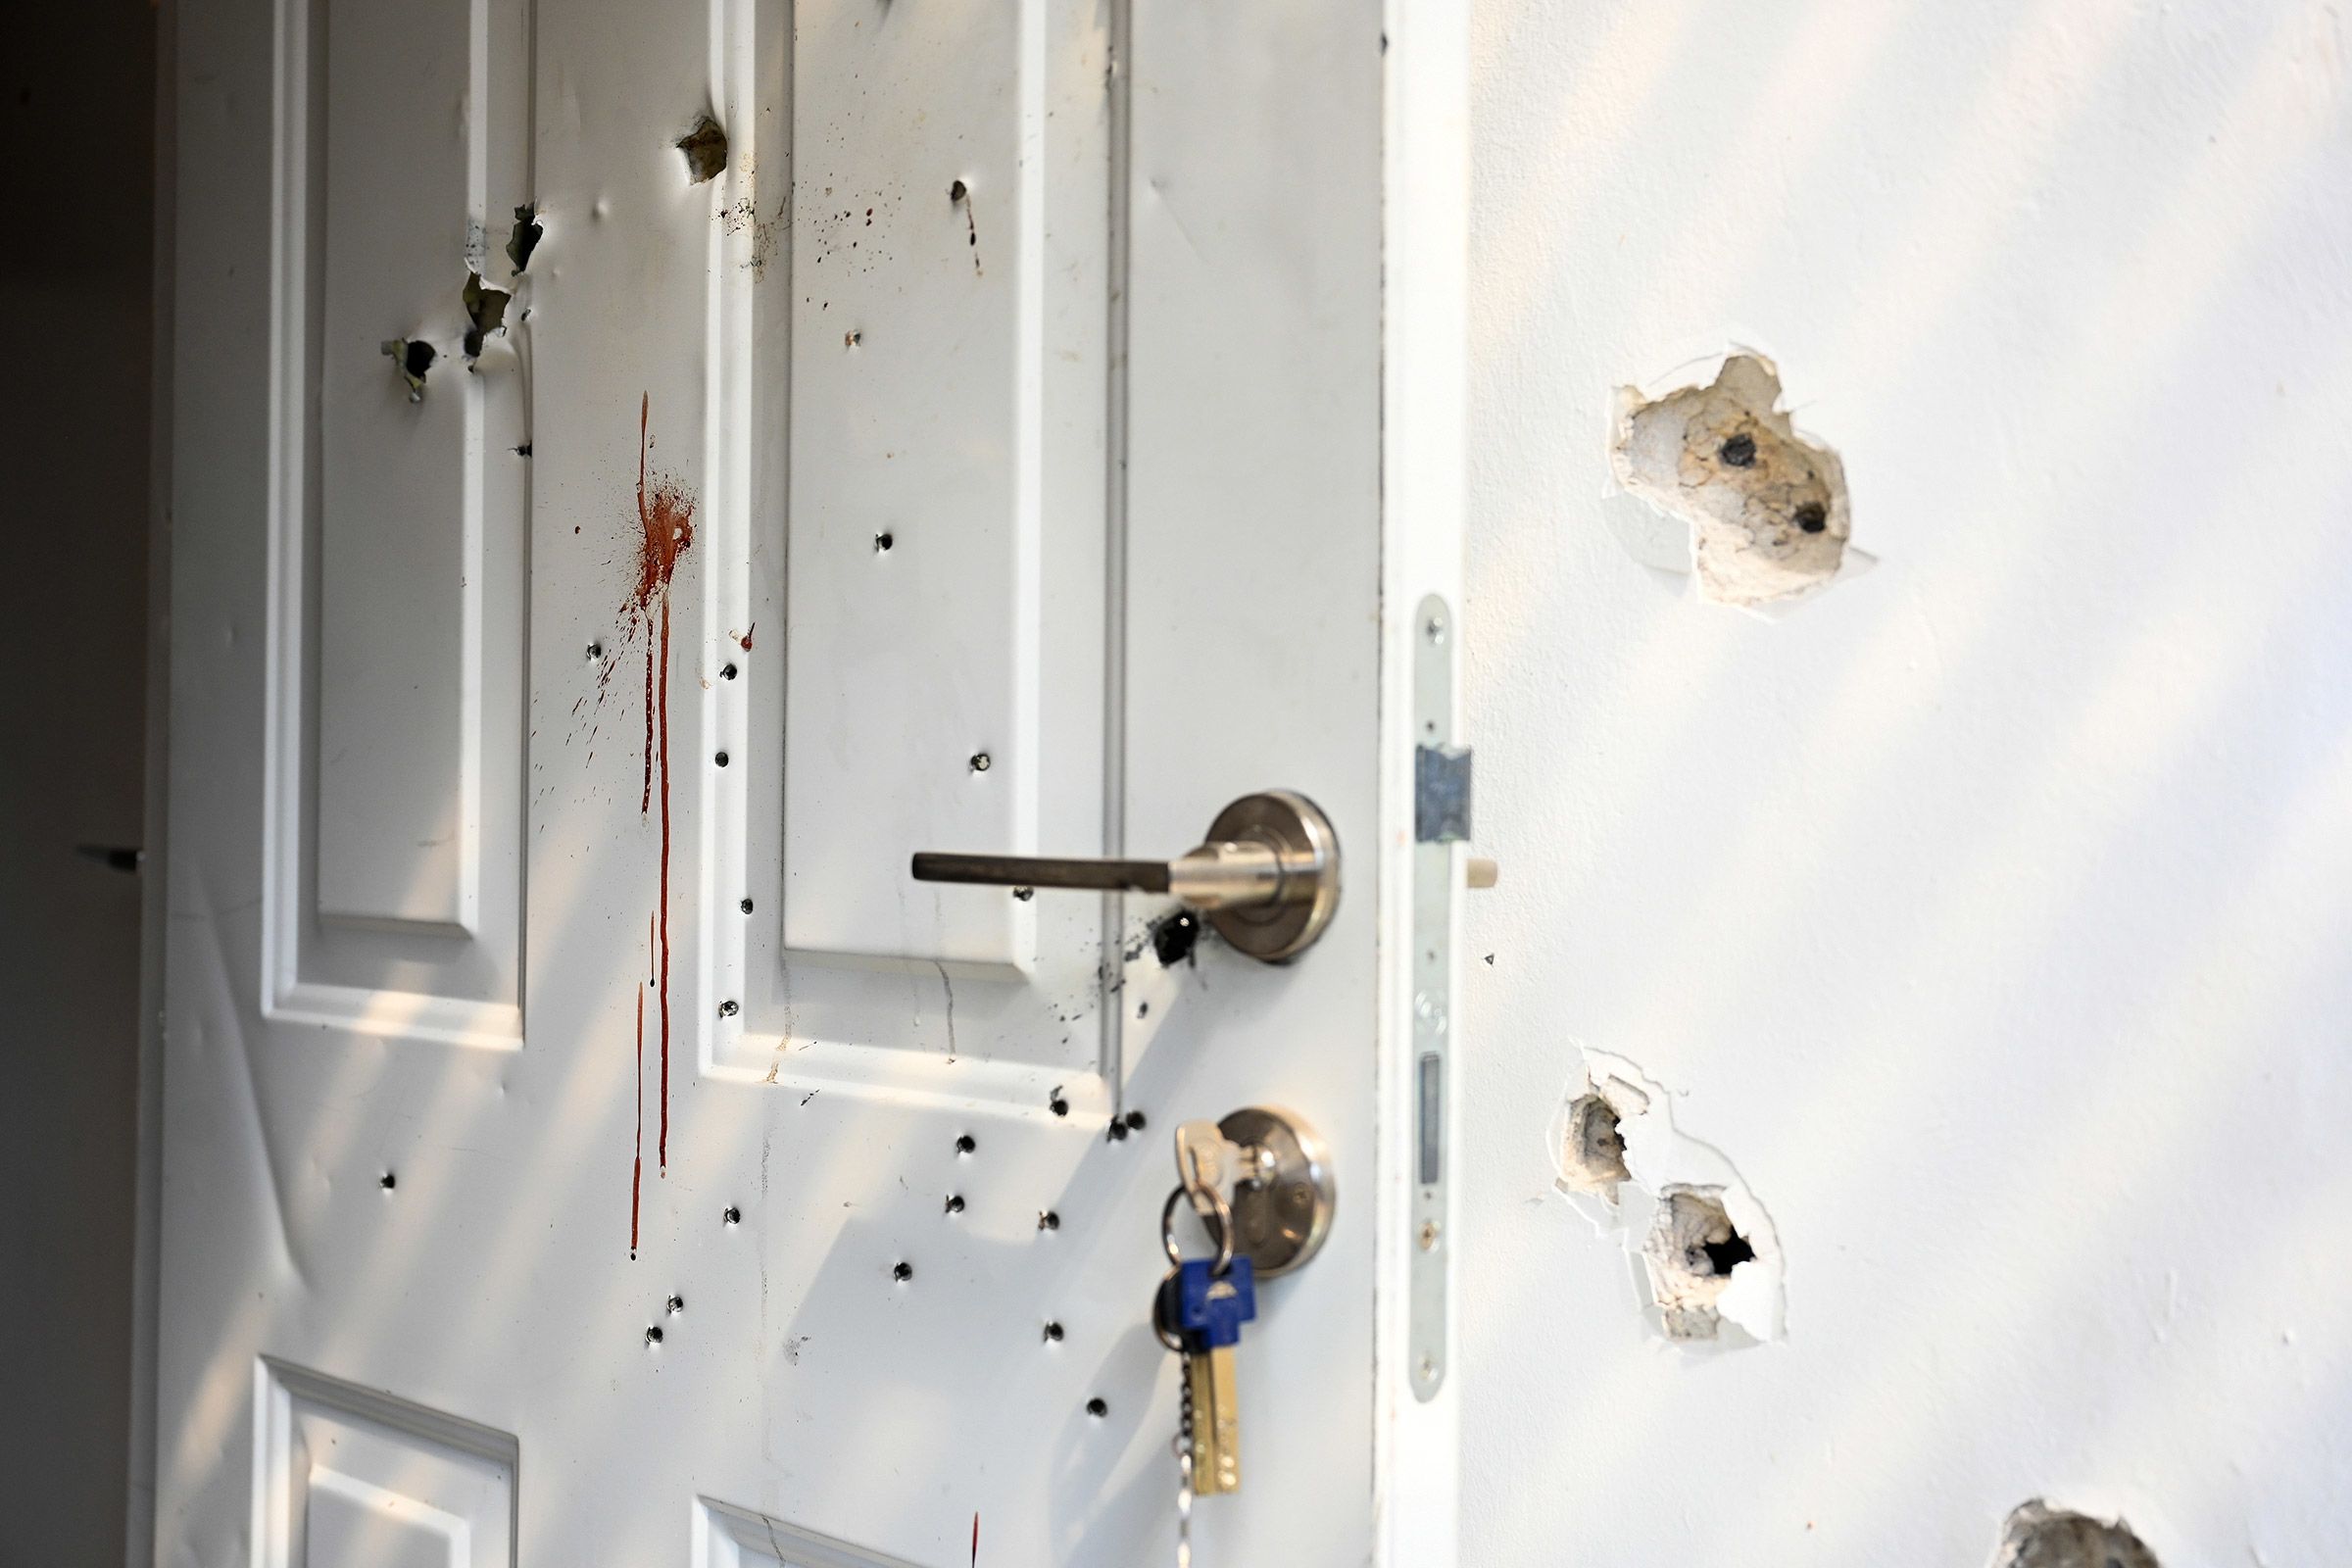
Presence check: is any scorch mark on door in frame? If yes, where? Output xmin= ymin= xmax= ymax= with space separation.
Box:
xmin=618 ymin=394 xmax=696 ymax=1250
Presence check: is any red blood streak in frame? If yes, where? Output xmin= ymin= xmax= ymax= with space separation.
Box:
xmin=970 ymin=1513 xmax=978 ymax=1565
xmin=630 ymin=979 xmax=644 ymax=1257
xmin=623 ymin=393 xmax=695 ymax=1220
xmin=738 ymin=623 xmax=755 ymax=652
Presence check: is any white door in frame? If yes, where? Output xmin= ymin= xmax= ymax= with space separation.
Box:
xmin=157 ymin=0 xmax=1464 ymax=1563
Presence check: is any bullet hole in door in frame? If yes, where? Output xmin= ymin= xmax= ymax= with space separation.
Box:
xmin=892 ymin=1260 xmax=914 ymax=1283
xmin=944 ymin=1194 xmax=965 ymax=1214
xmin=645 ymin=1325 xmax=664 ymax=1346
xmin=665 ymin=1295 xmax=685 ymax=1314
xmin=1125 ymin=1110 xmax=1149 ymax=1132
xmin=719 ymin=662 xmax=738 ymax=680
xmin=1043 ymin=1321 xmax=1064 ymax=1343
xmin=460 ymin=271 xmax=510 ymax=360
xmin=873 ymin=530 xmax=894 ymax=552
xmin=1050 ymin=1092 xmax=1071 ymax=1117
xmin=677 ymin=115 xmax=729 ymax=183
xmin=1038 ymin=1209 xmax=1060 ymax=1231
xmin=949 ymin=178 xmax=981 ymax=273
xmin=739 ymin=898 xmax=755 ymax=914
xmin=381 ymin=338 xmax=434 ymax=401
xmin=1988 ymin=1501 xmax=2162 ymax=1568
xmin=379 ymin=1172 xmax=397 ymax=1191
xmin=722 ymin=1204 xmax=742 ymax=1226
xmin=505 ymin=202 xmax=543 ymax=273
xmin=1152 ymin=909 xmax=1200 ymax=967
xmin=956 ymin=1133 xmax=977 ymax=1155
xmin=1086 ymin=1397 xmax=1108 ymax=1418
xmin=969 ymin=752 xmax=992 ymax=773
xmin=1608 ymin=352 xmax=1857 ymax=612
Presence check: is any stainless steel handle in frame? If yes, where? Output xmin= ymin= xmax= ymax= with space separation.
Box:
xmin=910 ymin=789 xmax=1341 ymax=962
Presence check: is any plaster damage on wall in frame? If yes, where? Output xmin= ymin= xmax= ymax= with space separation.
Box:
xmin=1988 ymin=1500 xmax=2162 ymax=1568
xmin=1606 ymin=352 xmax=1864 ymax=614
xmin=1550 ymin=1050 xmax=1785 ymax=1347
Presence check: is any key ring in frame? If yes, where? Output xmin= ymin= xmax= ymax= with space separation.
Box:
xmin=1159 ymin=1183 xmax=1236 ymax=1277
xmin=1152 ymin=1265 xmax=1187 ymax=1352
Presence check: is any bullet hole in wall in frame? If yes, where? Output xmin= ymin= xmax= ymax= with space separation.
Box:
xmin=1642 ymin=1188 xmax=1757 ymax=1343
xmin=1988 ymin=1501 xmax=2162 ymax=1568
xmin=1559 ymin=1094 xmax=1631 ymax=1198
xmin=1550 ymin=1050 xmax=1786 ymax=1348
xmin=1608 ymin=352 xmax=1857 ymax=612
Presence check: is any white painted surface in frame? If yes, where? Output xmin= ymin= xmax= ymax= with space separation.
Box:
xmin=159 ymin=1 xmax=1461 ymax=1566
xmin=1461 ymin=3 xmax=2352 ymax=1564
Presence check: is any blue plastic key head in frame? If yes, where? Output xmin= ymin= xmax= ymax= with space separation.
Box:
xmin=1175 ymin=1256 xmax=1257 ymax=1348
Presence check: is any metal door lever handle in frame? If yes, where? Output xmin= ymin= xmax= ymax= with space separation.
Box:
xmin=910 ymin=789 xmax=1341 ymax=962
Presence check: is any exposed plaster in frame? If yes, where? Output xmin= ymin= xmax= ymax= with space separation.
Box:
xmin=1989 ymin=1500 xmax=2162 ymax=1568
xmin=1549 ymin=1049 xmax=1785 ymax=1348
xmin=1607 ymin=352 xmax=1866 ymax=615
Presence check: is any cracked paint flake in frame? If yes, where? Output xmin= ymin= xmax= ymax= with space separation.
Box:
xmin=1989 ymin=1500 xmax=2162 ymax=1568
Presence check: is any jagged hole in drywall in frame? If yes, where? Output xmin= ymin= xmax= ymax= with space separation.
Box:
xmin=1989 ymin=1500 xmax=2162 ymax=1568
xmin=1548 ymin=1050 xmax=1785 ymax=1348
xmin=1607 ymin=352 xmax=1858 ymax=612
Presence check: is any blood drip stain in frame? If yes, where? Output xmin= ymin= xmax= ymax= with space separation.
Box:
xmin=621 ymin=393 xmax=696 ymax=1251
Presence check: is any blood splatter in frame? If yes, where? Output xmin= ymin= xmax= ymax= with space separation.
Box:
xmin=970 ymin=1513 xmax=979 ymax=1565
xmin=631 ymin=977 xmax=644 ymax=1258
xmin=620 ymin=394 xmax=696 ymax=1250
xmin=737 ymin=623 xmax=756 ymax=652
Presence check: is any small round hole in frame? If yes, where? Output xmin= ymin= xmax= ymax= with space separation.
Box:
xmin=1043 ymin=1321 xmax=1064 ymax=1343
xmin=1794 ymin=502 xmax=1828 ymax=533
xmin=1106 ymin=1120 xmax=1130 ymax=1142
xmin=1086 ymin=1397 xmax=1107 ymax=1418
xmin=718 ymin=999 xmax=739 ymax=1017
xmin=944 ymin=1194 xmax=965 ymax=1214
xmin=874 ymin=531 xmax=894 ymax=552
xmin=1718 ymin=432 xmax=1757 ymax=468
xmin=956 ymin=1133 xmax=977 ymax=1154
xmin=585 ymin=642 xmax=604 ymax=662
xmin=1011 ymin=886 xmax=1034 ymax=902
xmin=723 ymin=1205 xmax=742 ymax=1226
xmin=666 ymin=1295 xmax=685 ymax=1314
xmin=950 ymin=179 xmax=968 ymax=202
xmin=846 ymin=329 xmax=862 ymax=348
xmin=892 ymin=1260 xmax=914 ymax=1283
xmin=1050 ymin=1096 xmax=1070 ymax=1117
xmin=1038 ymin=1210 xmax=1060 ymax=1231
xmin=379 ymin=1172 xmax=396 ymax=1190
xmin=714 ymin=752 xmax=730 ymax=767
xmin=720 ymin=662 xmax=738 ymax=680
xmin=740 ymin=898 xmax=755 ymax=914
xmin=1124 ymin=1110 xmax=1148 ymax=1132
xmin=969 ymin=752 xmax=992 ymax=773
xmin=645 ymin=1325 xmax=664 ymax=1346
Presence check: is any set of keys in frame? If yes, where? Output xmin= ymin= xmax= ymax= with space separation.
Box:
xmin=1146 ymin=1108 xmax=1338 ymax=1564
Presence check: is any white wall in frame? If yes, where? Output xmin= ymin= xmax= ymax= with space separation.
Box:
xmin=1459 ymin=3 xmax=2352 ymax=1563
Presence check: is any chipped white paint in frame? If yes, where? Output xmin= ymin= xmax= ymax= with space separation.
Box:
xmin=1464 ymin=1 xmax=2352 ymax=1563
xmin=1547 ymin=1050 xmax=1784 ymax=1347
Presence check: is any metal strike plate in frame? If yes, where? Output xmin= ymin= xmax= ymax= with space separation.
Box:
xmin=1409 ymin=594 xmax=1454 ymax=1400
